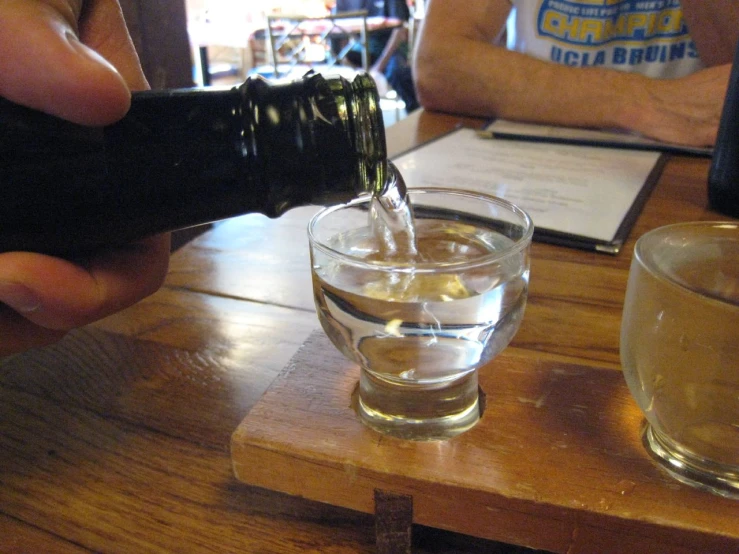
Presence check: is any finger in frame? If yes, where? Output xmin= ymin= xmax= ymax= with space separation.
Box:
xmin=0 ymin=234 xmax=170 ymax=330
xmin=0 ymin=306 xmax=67 ymax=357
xmin=0 ymin=0 xmax=133 ymax=124
xmin=77 ymin=0 xmax=149 ymax=90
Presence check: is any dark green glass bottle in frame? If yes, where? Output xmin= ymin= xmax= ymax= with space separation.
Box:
xmin=0 ymin=72 xmax=387 ymax=255
xmin=708 ymin=40 xmax=739 ymax=218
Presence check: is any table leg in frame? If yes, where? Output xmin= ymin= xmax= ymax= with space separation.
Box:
xmin=374 ymin=489 xmax=413 ymax=554
xmin=199 ymin=46 xmax=211 ymax=86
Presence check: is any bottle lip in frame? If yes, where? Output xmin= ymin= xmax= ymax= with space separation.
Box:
xmin=240 ymin=71 xmax=388 ymax=199
xmin=328 ymin=72 xmax=388 ymax=196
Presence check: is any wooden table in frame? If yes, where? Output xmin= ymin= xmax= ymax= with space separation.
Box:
xmin=1 ymin=110 xmax=736 ymax=553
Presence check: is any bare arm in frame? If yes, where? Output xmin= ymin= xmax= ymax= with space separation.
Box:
xmin=372 ymin=25 xmax=408 ymax=74
xmin=413 ymin=0 xmax=732 ymax=146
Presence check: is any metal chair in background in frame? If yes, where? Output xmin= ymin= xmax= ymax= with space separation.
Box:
xmin=266 ymin=10 xmax=370 ymax=79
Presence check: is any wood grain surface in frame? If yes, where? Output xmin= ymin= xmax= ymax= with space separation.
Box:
xmin=1 ymin=109 xmax=736 ymax=553
xmin=233 ymin=331 xmax=739 ymax=554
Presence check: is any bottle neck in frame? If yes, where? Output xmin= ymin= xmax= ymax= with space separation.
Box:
xmin=111 ymin=72 xmax=387 ymax=218
xmin=236 ymin=72 xmax=387 ymax=211
xmin=0 ymin=72 xmax=388 ymax=254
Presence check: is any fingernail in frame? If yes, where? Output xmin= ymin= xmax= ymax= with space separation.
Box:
xmin=0 ymin=282 xmax=42 ymax=314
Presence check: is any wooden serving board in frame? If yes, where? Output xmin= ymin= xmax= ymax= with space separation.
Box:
xmin=231 ymin=331 xmax=739 ymax=554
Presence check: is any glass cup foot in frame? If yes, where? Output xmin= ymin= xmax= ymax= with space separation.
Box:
xmin=355 ymin=367 xmax=481 ymax=441
xmin=642 ymin=423 xmax=739 ymax=500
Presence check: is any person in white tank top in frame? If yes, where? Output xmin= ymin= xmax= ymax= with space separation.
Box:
xmin=414 ymin=0 xmax=739 ymax=147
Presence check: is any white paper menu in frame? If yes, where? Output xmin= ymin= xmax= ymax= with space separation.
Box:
xmin=391 ymin=127 xmax=665 ymax=254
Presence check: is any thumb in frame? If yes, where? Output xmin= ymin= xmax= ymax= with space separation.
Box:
xmin=0 ymin=1 xmax=132 ymax=125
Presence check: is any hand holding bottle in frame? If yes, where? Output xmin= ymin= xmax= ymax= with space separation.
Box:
xmin=0 ymin=0 xmax=170 ymax=356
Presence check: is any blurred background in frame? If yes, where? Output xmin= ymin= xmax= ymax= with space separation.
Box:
xmin=120 ymin=0 xmax=425 ymax=126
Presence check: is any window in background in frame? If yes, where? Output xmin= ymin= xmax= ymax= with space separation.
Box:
xmin=186 ymin=0 xmax=333 ymax=84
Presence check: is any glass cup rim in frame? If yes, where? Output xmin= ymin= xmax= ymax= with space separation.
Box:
xmin=308 ymin=186 xmax=534 ymax=273
xmin=633 ymin=220 xmax=739 ymax=308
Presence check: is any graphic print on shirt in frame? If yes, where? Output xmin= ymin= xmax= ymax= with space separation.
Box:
xmin=535 ymin=0 xmax=698 ymax=71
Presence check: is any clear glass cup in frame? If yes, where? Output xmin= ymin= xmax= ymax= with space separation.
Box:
xmin=308 ymin=188 xmax=533 ymax=440
xmin=620 ymin=222 xmax=739 ymax=499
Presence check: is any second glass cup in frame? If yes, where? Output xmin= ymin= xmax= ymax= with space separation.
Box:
xmin=620 ymin=221 xmax=739 ymax=498
xmin=308 ymin=187 xmax=533 ymax=440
